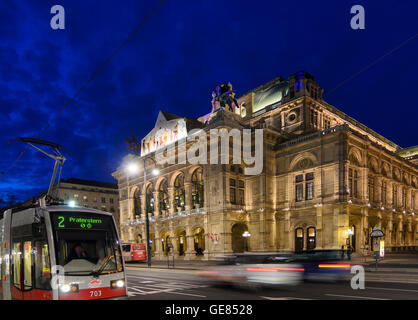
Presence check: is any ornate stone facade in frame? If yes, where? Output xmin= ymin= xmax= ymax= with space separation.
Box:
xmin=112 ymin=71 xmax=418 ymax=260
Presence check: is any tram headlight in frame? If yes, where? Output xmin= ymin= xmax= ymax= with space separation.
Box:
xmin=111 ymin=279 xmax=125 ymax=289
xmin=59 ymin=283 xmax=79 ymax=293
xmin=60 ymin=284 xmax=71 ymax=293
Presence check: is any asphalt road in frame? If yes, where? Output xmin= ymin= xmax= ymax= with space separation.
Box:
xmin=124 ymin=266 xmax=418 ymax=300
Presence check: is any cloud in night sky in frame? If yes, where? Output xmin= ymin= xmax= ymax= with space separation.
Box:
xmin=0 ymin=0 xmax=417 ymax=202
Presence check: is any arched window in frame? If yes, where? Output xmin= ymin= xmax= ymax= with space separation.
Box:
xmin=146 ymin=184 xmax=154 ymax=216
xmin=133 ymin=188 xmax=141 ymax=218
xmin=349 ymin=168 xmax=359 ymax=198
xmin=158 ymin=180 xmax=169 ymax=215
xmin=307 ymin=227 xmax=316 ymax=250
xmin=191 ymin=168 xmax=204 ymax=209
xmin=158 ymin=180 xmax=169 ymax=214
xmin=174 ymin=173 xmax=185 ymax=211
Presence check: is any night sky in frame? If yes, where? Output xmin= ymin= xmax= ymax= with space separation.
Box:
xmin=0 ymin=0 xmax=417 ymax=203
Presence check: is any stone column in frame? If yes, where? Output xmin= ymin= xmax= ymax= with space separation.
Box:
xmin=185 ymin=182 xmax=192 ymax=212
xmin=185 ymin=225 xmax=195 ymax=260
xmin=316 ymin=205 xmax=323 ymax=249
xmin=387 ymin=215 xmax=393 ymax=248
xmin=376 ymin=176 xmax=382 ymax=204
xmin=407 ymin=217 xmax=412 ymax=245
xmin=284 ymin=210 xmax=291 ymax=251
xmin=333 ymin=207 xmax=340 ymax=249
xmin=168 ymin=187 xmax=175 ymax=216
xmin=154 ymin=230 xmax=162 ymax=260
xmin=153 ymin=191 xmax=159 ymax=218
xmin=140 ymin=194 xmax=146 ymax=219
xmin=414 ymin=220 xmax=418 ymax=246
xmin=397 ymin=219 xmax=403 ymax=246
xmin=266 ymin=212 xmax=276 ymax=251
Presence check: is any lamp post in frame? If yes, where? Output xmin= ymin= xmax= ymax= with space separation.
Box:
xmin=143 ymin=158 xmax=159 ymax=268
xmin=242 ymin=231 xmax=251 ymax=252
xmin=126 ymin=157 xmax=159 ymax=268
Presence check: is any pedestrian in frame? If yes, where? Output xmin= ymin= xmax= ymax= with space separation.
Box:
xmin=347 ymin=244 xmax=352 ymax=260
xmin=341 ymin=245 xmax=345 ymax=260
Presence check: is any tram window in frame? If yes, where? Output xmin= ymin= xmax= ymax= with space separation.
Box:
xmin=12 ymin=242 xmax=21 ymax=289
xmin=23 ymin=241 xmax=32 ymax=289
xmin=34 ymin=241 xmax=51 ymax=290
xmin=55 ymin=230 xmax=122 ymax=275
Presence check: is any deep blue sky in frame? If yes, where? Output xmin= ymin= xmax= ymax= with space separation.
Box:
xmin=0 ymin=0 xmax=417 ymax=203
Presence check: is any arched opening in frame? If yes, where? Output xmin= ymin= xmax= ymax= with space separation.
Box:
xmin=136 ymin=234 xmax=143 ymax=243
xmin=158 ymin=180 xmax=169 ymax=215
xmin=295 ymin=228 xmax=304 ymax=253
xmin=191 ymin=168 xmax=204 ymax=209
xmin=133 ymin=188 xmax=141 ymax=219
xmin=176 ymin=229 xmax=187 ymax=256
xmin=146 ymin=183 xmax=154 ymax=216
xmin=174 ymin=173 xmax=185 ymax=211
xmin=231 ymin=223 xmax=248 ymax=253
xmin=193 ymin=227 xmax=205 ymax=256
xmin=307 ymin=227 xmax=316 ymax=250
xmin=160 ymin=231 xmax=170 ymax=256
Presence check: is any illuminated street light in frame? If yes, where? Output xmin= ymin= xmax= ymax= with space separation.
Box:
xmin=127 ymin=162 xmax=139 ymax=175
xmin=152 ymin=168 xmax=160 ymax=176
xmin=68 ymin=200 xmax=76 ymax=207
xmin=344 ymin=228 xmax=354 ymax=247
xmin=243 ymin=231 xmax=251 ymax=252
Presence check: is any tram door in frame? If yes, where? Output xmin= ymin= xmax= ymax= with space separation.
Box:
xmin=11 ymin=238 xmax=33 ymax=300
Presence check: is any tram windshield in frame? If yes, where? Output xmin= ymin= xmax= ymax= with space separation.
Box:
xmin=50 ymin=212 xmax=123 ymax=276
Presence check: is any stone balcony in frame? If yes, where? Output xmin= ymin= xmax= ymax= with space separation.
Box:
xmin=126 ymin=207 xmax=206 ymax=225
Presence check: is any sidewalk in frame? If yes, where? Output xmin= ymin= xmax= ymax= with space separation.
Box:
xmin=125 ymin=259 xmax=218 ymax=271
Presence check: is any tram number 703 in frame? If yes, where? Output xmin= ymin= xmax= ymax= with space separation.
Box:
xmin=90 ymin=290 xmax=102 ymax=297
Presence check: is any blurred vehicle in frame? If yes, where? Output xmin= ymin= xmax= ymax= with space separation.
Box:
xmin=198 ymin=253 xmax=304 ymax=289
xmin=122 ymin=243 xmax=147 ymax=262
xmin=276 ymin=250 xmax=353 ymax=282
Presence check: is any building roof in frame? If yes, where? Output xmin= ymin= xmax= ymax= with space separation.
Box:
xmin=60 ymin=178 xmax=118 ymax=189
xmin=160 ymin=110 xmax=182 ymax=121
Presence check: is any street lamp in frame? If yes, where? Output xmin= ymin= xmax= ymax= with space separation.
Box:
xmin=345 ymin=228 xmax=354 ymax=246
xmin=125 ymin=157 xmax=159 ymax=267
xmin=242 ymin=231 xmax=251 ymax=252
xmin=127 ymin=162 xmax=140 ymax=175
xmin=143 ymin=157 xmax=159 ymax=268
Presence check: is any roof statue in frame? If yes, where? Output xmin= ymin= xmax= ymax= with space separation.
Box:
xmin=211 ymin=82 xmax=239 ymax=113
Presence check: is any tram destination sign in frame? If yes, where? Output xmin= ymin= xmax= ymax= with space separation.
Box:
xmin=51 ymin=213 xmax=110 ymax=230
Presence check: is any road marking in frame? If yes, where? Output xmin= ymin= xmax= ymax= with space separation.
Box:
xmin=166 ymin=291 xmax=206 ymax=298
xmin=261 ymin=296 xmax=314 ymax=300
xmin=325 ymin=294 xmax=389 ymax=300
xmin=367 ymin=279 xmax=418 ymax=284
xmin=367 ymin=286 xmax=418 ymax=293
xmin=128 ymin=286 xmax=148 ymax=294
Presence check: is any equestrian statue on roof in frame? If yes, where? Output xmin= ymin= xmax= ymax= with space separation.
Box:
xmin=211 ymin=82 xmax=239 ymax=113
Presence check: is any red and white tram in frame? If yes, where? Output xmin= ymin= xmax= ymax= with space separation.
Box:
xmin=0 ymin=203 xmax=127 ymax=300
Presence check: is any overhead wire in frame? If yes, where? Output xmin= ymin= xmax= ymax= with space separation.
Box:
xmin=1 ymin=0 xmax=167 ymax=177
